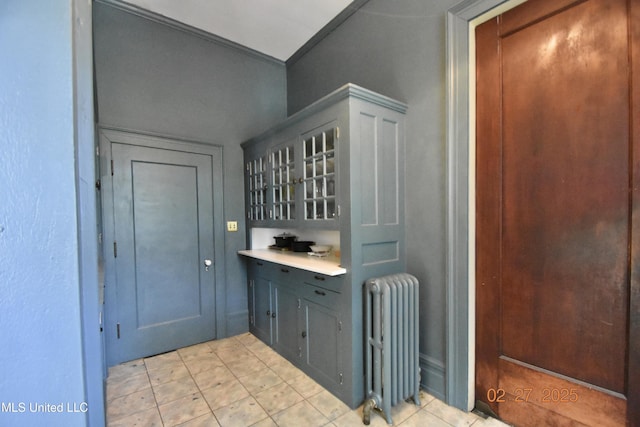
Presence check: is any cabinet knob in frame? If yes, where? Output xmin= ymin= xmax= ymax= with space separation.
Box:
xmin=301 ymin=331 xmax=307 ymax=338
xmin=271 ymin=312 xmax=276 ymax=318
xmin=266 ymin=310 xmax=271 ymax=317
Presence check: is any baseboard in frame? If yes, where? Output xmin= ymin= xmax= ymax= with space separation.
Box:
xmin=420 ymin=353 xmax=446 ymax=401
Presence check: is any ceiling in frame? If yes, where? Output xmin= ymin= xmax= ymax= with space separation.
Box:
xmin=122 ymin=0 xmax=356 ymax=61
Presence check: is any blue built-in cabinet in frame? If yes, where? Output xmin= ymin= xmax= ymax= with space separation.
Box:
xmin=241 ymin=84 xmax=407 ymax=408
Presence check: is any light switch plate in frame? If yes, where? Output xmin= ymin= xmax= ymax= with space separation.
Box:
xmin=227 ymin=221 xmax=238 ymax=232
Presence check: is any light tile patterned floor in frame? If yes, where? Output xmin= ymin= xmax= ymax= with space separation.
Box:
xmin=106 ymin=333 xmax=510 ymax=427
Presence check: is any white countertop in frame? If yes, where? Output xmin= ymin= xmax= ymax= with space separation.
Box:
xmin=238 ymin=249 xmax=347 ymax=276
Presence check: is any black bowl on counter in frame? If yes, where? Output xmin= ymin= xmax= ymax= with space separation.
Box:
xmin=291 ymin=240 xmax=315 ymax=253
xmin=274 ymin=233 xmax=297 ymax=248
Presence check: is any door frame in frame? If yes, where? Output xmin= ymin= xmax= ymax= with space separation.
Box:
xmin=99 ymin=127 xmax=227 ymax=366
xmin=446 ymin=0 xmax=526 ymax=411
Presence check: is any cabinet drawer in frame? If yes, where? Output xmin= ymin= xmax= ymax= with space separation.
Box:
xmin=302 ymin=271 xmax=343 ymax=292
xmin=248 ymin=258 xmax=273 ymax=278
xmin=273 ymin=264 xmax=301 ymax=283
xmin=302 ymin=283 xmax=341 ymax=308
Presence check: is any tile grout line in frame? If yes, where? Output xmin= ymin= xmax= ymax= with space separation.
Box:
xmin=175 ymin=345 xmax=217 ymax=427
xmin=183 ymin=335 xmax=279 ymax=427
xmin=234 ymin=337 xmax=283 ymax=426
xmin=218 ymin=335 xmax=341 ymax=426
xmin=244 ymin=337 xmax=338 ymax=426
xmin=222 ymin=335 xmax=304 ymax=427
xmin=229 ymin=334 xmax=331 ymax=426
xmin=142 ymin=361 xmax=166 ymax=427
xmin=209 ymin=337 xmax=272 ymax=426
xmin=108 ymin=334 xmax=502 ymax=427
xmin=227 ymin=338 xmax=278 ymax=426
xmin=105 ymin=360 xmax=158 ymax=426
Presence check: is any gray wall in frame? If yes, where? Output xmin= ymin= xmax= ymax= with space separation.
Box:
xmin=93 ymin=2 xmax=287 ymax=337
xmin=287 ymin=0 xmax=460 ymax=398
xmin=94 ymin=0 xmax=458 ymax=399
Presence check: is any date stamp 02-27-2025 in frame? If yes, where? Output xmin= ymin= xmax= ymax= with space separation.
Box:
xmin=486 ymin=387 xmax=579 ymax=404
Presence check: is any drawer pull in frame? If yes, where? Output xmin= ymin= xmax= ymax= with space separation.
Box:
xmin=281 ymin=268 xmax=290 ymax=273
xmin=314 ymin=290 xmax=326 ymax=296
xmin=314 ymin=275 xmax=326 ymax=281
xmin=257 ymin=262 xmax=264 ymax=266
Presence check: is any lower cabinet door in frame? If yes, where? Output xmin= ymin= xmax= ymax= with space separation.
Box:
xmin=272 ymin=282 xmax=300 ymax=361
xmin=252 ymin=277 xmax=272 ymax=345
xmin=302 ymin=299 xmax=342 ymax=390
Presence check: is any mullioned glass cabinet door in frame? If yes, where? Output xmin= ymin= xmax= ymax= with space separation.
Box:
xmin=246 ymin=155 xmax=268 ymax=222
xmin=303 ymin=127 xmax=337 ymax=222
xmin=270 ymin=142 xmax=296 ymax=221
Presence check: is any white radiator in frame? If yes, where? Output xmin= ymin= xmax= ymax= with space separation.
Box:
xmin=364 ymin=273 xmax=421 ymax=425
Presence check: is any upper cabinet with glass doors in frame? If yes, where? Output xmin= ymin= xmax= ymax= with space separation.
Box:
xmin=242 ymin=83 xmax=407 ymax=232
xmin=244 ymin=127 xmax=340 ymax=229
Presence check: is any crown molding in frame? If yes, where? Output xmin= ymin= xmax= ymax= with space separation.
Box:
xmin=95 ymin=0 xmax=285 ymax=66
xmin=286 ymin=0 xmax=370 ymax=67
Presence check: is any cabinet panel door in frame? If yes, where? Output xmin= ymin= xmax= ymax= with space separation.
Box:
xmin=252 ymin=277 xmax=272 ymax=345
xmin=273 ymin=283 xmax=300 ymax=361
xmin=302 ymin=300 xmax=342 ymax=388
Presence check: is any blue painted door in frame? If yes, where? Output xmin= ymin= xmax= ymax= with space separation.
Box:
xmin=109 ymin=142 xmax=217 ymax=363
xmin=272 ymin=282 xmax=299 ymax=361
xmin=252 ymin=276 xmax=272 ymax=344
xmin=302 ymin=299 xmax=342 ymax=389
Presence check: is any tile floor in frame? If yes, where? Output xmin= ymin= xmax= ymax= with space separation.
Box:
xmin=106 ymin=333 xmax=510 ymax=427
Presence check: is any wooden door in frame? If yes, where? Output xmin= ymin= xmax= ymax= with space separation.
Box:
xmin=105 ymin=139 xmax=219 ymax=364
xmin=475 ymin=0 xmax=640 ymax=425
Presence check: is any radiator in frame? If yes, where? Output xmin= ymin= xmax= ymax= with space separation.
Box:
xmin=364 ymin=273 xmax=421 ymax=425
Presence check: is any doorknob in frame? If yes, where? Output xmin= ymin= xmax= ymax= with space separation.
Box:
xmin=204 ymin=259 xmax=212 ymax=271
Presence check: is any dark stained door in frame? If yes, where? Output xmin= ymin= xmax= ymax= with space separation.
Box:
xmin=106 ymin=140 xmax=219 ymax=364
xmin=475 ymin=0 xmax=640 ymax=425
